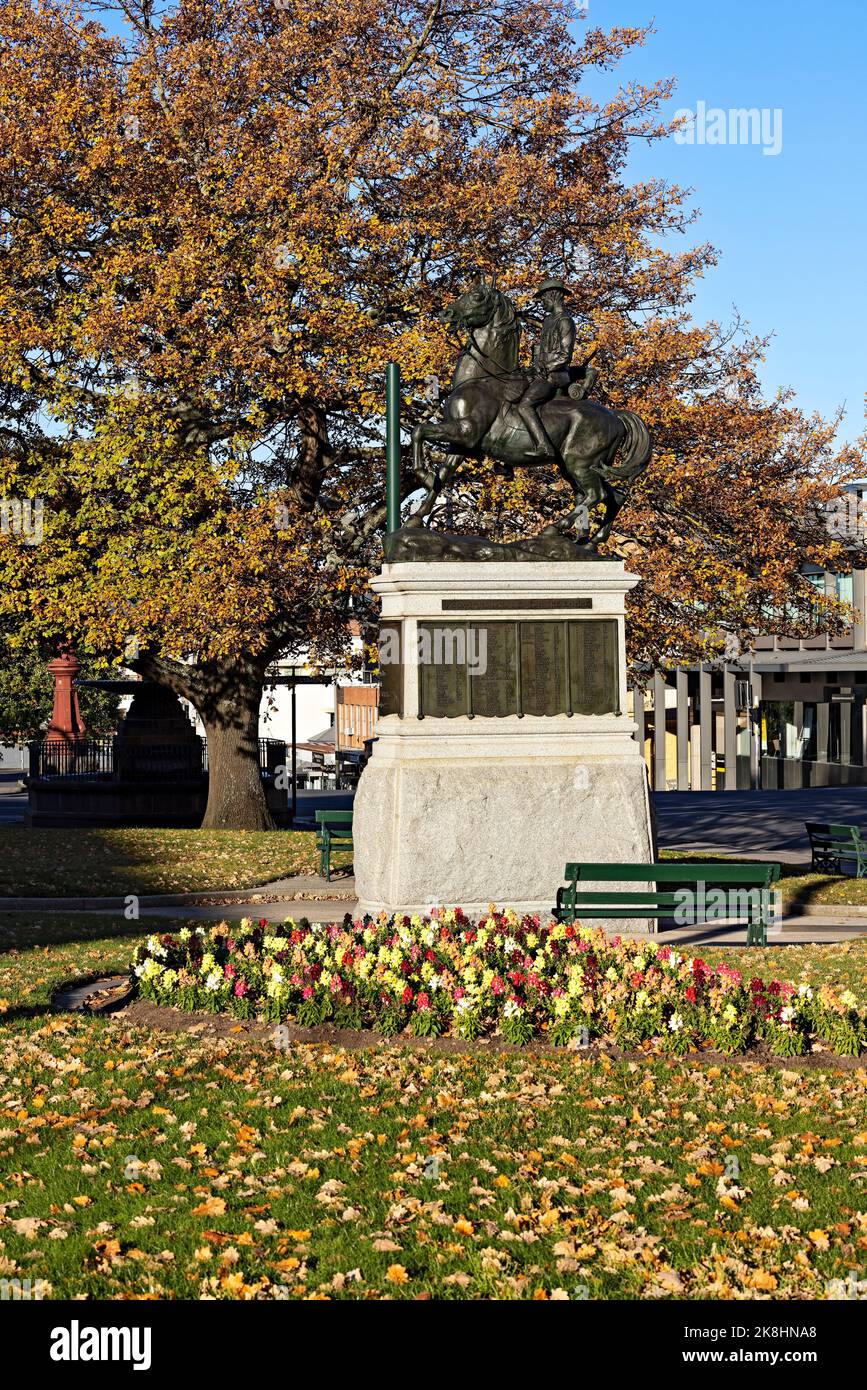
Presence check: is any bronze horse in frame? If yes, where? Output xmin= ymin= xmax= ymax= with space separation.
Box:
xmin=411 ymin=277 xmax=651 ymax=545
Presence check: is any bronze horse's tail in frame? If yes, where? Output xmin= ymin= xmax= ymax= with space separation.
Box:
xmin=602 ymin=409 xmax=652 ymax=486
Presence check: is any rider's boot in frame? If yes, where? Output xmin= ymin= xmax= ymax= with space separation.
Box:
xmin=517 ymin=407 xmax=556 ymax=460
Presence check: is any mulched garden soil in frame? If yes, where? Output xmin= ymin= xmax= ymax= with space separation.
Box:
xmin=55 ymin=974 xmax=867 ymax=1071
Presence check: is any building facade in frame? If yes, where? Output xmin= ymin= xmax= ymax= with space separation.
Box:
xmin=635 ymin=482 xmax=867 ymax=792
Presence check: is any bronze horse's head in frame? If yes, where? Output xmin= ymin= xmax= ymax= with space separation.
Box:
xmin=439 ymin=275 xmax=499 ymax=330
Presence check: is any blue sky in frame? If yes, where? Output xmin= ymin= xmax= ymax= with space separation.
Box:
xmin=579 ymin=0 xmax=867 ymax=442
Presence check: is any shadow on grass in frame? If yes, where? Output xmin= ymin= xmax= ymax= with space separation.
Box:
xmin=0 ymin=826 xmax=322 ymax=898
xmin=660 ymin=849 xmax=859 ymax=908
xmin=0 ymin=913 xmax=178 ymax=954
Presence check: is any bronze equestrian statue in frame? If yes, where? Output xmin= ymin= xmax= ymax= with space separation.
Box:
xmin=410 ymin=275 xmax=651 ymax=550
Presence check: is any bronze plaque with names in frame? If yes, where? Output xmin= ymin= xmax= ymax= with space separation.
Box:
xmin=378 ymin=622 xmax=404 ymax=718
xmin=519 ymin=621 xmax=566 ymax=716
xmin=569 ymin=619 xmax=619 ymax=715
xmin=470 ymin=621 xmax=518 ymax=717
xmin=418 ymin=622 xmax=468 ymax=717
xmin=410 ymin=618 xmax=620 ymax=718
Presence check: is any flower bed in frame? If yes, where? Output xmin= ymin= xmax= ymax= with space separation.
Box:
xmin=131 ymin=909 xmax=867 ymax=1057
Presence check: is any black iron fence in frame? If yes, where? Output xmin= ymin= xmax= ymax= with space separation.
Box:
xmin=28 ymin=737 xmax=288 ymax=783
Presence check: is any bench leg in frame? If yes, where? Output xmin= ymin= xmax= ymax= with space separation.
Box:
xmin=319 ymin=833 xmax=330 ymax=881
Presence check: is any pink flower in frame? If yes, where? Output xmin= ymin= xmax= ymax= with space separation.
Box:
xmin=234 ymin=980 xmax=248 ymax=998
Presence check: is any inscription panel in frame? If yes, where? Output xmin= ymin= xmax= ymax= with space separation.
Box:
xmin=519 ymin=622 xmax=566 ymax=716
xmin=569 ymin=620 xmax=619 ymax=715
xmin=471 ymin=622 xmax=518 ymax=718
xmin=418 ymin=622 xmax=468 ymax=717
xmin=409 ymin=619 xmax=620 ymax=719
xmin=378 ymin=622 xmax=404 ymax=718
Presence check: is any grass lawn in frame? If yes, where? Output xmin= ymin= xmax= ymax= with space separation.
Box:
xmin=1 ymin=915 xmax=867 ymax=1299
xmin=0 ymin=828 xmax=352 ymax=897
xmin=660 ymin=849 xmax=867 ymax=909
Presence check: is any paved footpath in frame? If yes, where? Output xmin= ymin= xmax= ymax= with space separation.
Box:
xmin=5 ymin=783 xmax=867 ymax=944
xmin=1 ymin=870 xmax=866 ymax=944
xmin=651 ymin=787 xmax=867 ymax=863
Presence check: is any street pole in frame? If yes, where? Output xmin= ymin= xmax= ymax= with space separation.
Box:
xmin=290 ymin=678 xmax=297 ymax=825
xmin=386 ymin=361 xmax=401 ymax=534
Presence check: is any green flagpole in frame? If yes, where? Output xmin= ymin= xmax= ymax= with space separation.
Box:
xmin=386 ymin=361 xmax=400 ymax=534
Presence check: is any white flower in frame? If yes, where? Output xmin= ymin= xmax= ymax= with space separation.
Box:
xmin=668 ymin=1012 xmax=684 ymax=1033
xmin=503 ymin=999 xmax=522 ymax=1019
xmin=780 ymin=1005 xmax=795 ymax=1024
xmin=798 ymin=984 xmax=814 ymax=1000
xmin=204 ymin=971 xmax=223 ymax=992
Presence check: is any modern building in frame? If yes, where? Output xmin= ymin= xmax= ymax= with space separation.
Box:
xmin=635 ymin=481 xmax=867 ymax=792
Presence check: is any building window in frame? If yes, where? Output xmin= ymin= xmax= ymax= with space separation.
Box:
xmin=836 ymin=573 xmax=854 ymax=606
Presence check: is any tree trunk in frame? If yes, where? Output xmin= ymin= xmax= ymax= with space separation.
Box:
xmin=198 ymin=678 xmax=275 ymax=831
xmin=132 ymin=652 xmax=279 ymax=831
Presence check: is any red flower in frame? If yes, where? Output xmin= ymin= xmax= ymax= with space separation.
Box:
xmin=402 ymin=985 xmax=413 ymax=1005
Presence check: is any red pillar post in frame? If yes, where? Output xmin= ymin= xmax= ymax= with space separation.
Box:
xmin=46 ymin=646 xmax=86 ymax=744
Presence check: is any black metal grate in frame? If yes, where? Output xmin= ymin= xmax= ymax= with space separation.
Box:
xmin=29 ymin=737 xmax=288 ymax=782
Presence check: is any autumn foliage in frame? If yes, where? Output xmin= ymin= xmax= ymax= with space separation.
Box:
xmin=0 ymin=0 xmax=859 ymax=823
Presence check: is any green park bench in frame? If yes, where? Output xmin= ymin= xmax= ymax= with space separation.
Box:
xmin=805 ymin=822 xmax=867 ymax=877
xmin=553 ymin=861 xmax=782 ymax=947
xmin=315 ymin=809 xmax=354 ymax=882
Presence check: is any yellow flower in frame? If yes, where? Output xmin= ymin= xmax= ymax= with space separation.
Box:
xmin=386 ymin=1264 xmax=410 ymax=1284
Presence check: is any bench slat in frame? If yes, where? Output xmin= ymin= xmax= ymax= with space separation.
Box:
xmin=563 ymin=862 xmax=778 ymax=884
xmin=555 ymin=859 xmax=780 ymax=944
